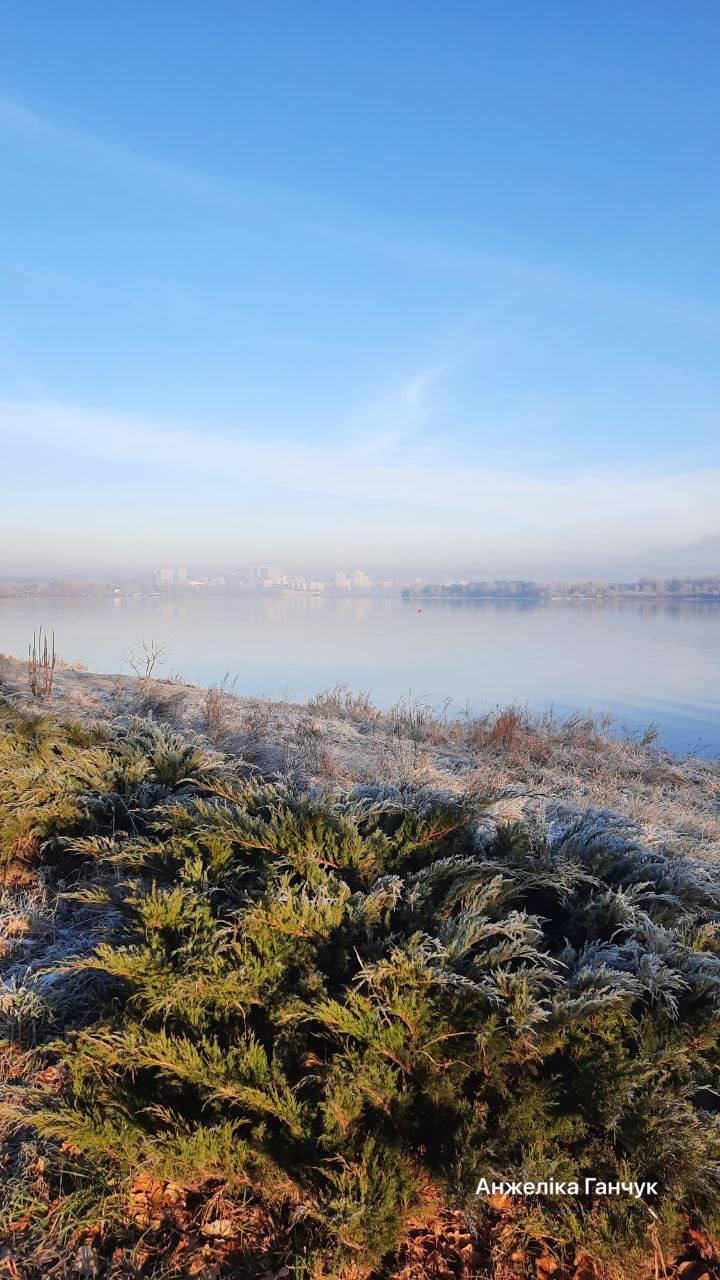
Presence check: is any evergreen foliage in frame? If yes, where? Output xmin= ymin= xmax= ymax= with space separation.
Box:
xmin=2 ymin=701 xmax=720 ymax=1276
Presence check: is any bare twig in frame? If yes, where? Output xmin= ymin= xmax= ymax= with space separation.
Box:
xmin=123 ymin=636 xmax=172 ymax=688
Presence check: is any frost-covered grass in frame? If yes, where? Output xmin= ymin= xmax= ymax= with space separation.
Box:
xmin=2 ymin=701 xmax=720 ymax=1278
xmin=0 ymin=653 xmax=718 ymax=860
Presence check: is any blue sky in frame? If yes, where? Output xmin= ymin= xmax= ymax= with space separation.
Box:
xmin=1 ymin=1 xmax=719 ymax=577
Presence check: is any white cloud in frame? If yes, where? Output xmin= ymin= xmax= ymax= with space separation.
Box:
xmin=1 ymin=397 xmax=718 ymax=560
xmin=0 ymin=94 xmax=233 ymax=200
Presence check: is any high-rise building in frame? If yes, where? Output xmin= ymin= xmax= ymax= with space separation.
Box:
xmin=334 ymin=570 xmax=351 ymax=589
xmin=155 ymin=568 xmax=175 ymax=586
xmin=352 ymin=569 xmax=371 ymax=588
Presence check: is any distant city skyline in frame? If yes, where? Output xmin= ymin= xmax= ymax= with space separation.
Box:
xmin=1 ymin=4 xmax=719 ymax=577
xmin=3 ymin=562 xmax=720 ymax=599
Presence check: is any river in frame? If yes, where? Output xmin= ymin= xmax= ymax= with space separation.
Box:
xmin=1 ymin=593 xmax=719 ymax=755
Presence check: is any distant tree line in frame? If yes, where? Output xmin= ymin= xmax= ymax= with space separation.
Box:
xmin=0 ymin=577 xmax=142 ymax=598
xmin=402 ymin=575 xmax=720 ymax=600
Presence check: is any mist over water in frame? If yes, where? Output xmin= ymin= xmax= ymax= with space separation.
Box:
xmin=1 ymin=594 xmax=719 ymax=756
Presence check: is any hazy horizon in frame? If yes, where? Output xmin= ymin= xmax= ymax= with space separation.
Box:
xmin=2 ymin=552 xmax=720 ymax=586
xmin=2 ymin=3 xmax=719 ymax=577
xmin=2 ymin=534 xmax=719 ymax=585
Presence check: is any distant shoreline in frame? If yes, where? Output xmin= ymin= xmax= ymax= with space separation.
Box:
xmin=400 ymin=591 xmax=720 ymax=603
xmin=1 ymin=588 xmax=720 ymax=603
xmin=2 ymin=568 xmax=720 ymax=605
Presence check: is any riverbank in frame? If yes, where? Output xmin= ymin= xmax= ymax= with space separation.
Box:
xmin=1 ymin=653 xmax=718 ymax=858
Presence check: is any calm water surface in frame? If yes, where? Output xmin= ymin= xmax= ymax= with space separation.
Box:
xmin=1 ymin=594 xmax=719 ymax=756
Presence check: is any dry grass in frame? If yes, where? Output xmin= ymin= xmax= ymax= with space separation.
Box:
xmin=241 ymin=695 xmax=275 ymax=743
xmin=129 ymin=679 xmax=190 ymax=722
xmin=199 ymin=683 xmax=230 ymax=741
xmin=466 ymin=704 xmax=657 ymax=764
xmin=307 ymin=682 xmax=379 ymax=720
xmin=198 ymin=672 xmax=238 ymax=743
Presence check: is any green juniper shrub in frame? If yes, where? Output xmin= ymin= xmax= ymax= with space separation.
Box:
xmin=2 ymin=704 xmax=720 ymax=1276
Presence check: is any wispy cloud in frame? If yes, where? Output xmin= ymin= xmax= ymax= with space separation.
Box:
xmin=342 ymin=351 xmax=479 ymax=451
xmin=0 ymin=94 xmax=239 ymax=202
xmin=342 ymin=227 xmax=720 ymax=336
xmin=4 ymin=92 xmax=719 ymax=341
xmin=1 ymin=396 xmax=718 ymax=558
